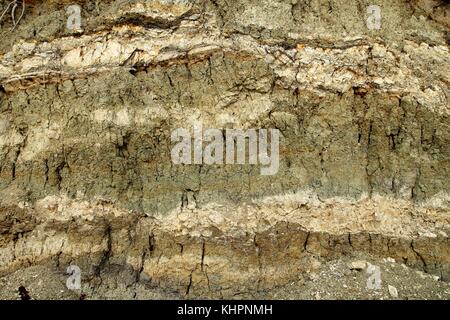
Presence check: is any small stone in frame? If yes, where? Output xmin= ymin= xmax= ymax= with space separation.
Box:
xmin=432 ymin=275 xmax=440 ymax=281
xmin=438 ymin=231 xmax=447 ymax=238
xmin=349 ymin=260 xmax=367 ymax=270
xmin=384 ymin=257 xmax=395 ymax=263
xmin=388 ymin=285 xmax=398 ymax=298
xmin=419 ymin=231 xmax=437 ymax=238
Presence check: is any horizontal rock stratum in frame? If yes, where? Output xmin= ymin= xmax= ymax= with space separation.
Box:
xmin=0 ymin=0 xmax=449 ymax=299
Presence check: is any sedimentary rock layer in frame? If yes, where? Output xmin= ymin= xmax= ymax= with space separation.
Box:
xmin=0 ymin=0 xmax=449 ymax=297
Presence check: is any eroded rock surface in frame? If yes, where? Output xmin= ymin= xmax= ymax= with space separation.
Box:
xmin=0 ymin=0 xmax=449 ymax=299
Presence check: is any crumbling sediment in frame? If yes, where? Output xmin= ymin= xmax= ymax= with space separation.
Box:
xmin=0 ymin=0 xmax=449 ymax=298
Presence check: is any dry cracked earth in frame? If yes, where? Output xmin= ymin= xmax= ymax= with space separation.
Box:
xmin=0 ymin=0 xmax=449 ymax=300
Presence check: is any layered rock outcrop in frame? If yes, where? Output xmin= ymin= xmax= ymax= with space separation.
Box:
xmin=0 ymin=0 xmax=449 ymax=298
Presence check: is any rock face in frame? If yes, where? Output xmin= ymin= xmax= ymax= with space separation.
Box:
xmin=0 ymin=0 xmax=449 ymax=299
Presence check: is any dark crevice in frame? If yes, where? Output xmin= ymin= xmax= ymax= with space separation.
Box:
xmin=111 ymin=11 xmax=191 ymax=30
xmin=149 ymin=233 xmax=155 ymax=254
xmin=303 ymin=232 xmax=310 ymax=253
xmin=55 ymin=161 xmax=67 ymax=192
xmin=116 ymin=134 xmax=130 ymax=158
xmin=185 ymin=272 xmax=193 ymax=296
xmin=18 ymin=286 xmax=31 ymax=300
xmin=411 ymin=241 xmax=427 ymax=269
xmin=200 ymin=240 xmax=206 ymax=271
xmin=94 ymin=224 xmax=112 ymax=276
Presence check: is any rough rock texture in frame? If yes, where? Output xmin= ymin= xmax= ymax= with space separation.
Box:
xmin=0 ymin=0 xmax=449 ymax=299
